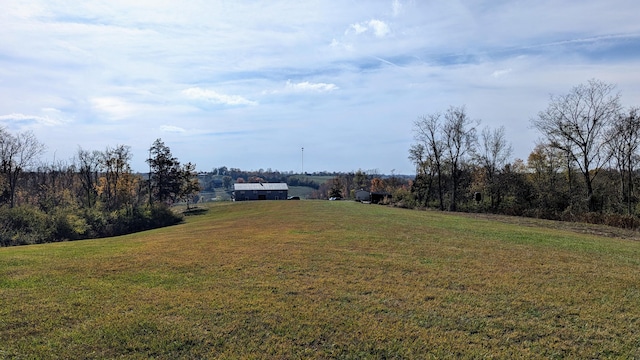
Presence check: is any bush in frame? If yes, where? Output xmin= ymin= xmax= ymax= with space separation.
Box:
xmin=52 ymin=211 xmax=91 ymax=241
xmin=0 ymin=206 xmax=56 ymax=246
xmin=149 ymin=204 xmax=183 ymax=228
xmin=391 ymin=188 xmax=417 ymax=209
xmin=97 ymin=205 xmax=183 ymax=238
xmin=0 ymin=204 xmax=184 ymax=247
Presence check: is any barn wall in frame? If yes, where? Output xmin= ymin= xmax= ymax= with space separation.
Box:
xmin=234 ymin=190 xmax=288 ymax=201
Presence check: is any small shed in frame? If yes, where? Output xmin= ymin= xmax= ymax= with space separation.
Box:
xmin=355 ymin=189 xmax=371 ymax=202
xmin=233 ymin=183 xmax=289 ymax=201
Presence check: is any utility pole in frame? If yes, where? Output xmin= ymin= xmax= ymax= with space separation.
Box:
xmin=148 ymin=147 xmax=152 ymax=206
xmin=301 ymin=147 xmax=304 ymax=175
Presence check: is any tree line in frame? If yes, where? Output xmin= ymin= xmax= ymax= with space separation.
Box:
xmin=318 ymin=79 xmax=640 ymax=229
xmin=201 ymin=167 xmax=334 ymax=192
xmin=0 ymin=136 xmax=200 ymax=247
xmin=402 ymin=79 xmax=640 ymax=228
xmin=307 ymin=170 xmax=410 ymax=201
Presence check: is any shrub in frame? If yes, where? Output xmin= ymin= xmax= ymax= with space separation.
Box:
xmin=391 ymin=188 xmax=417 ymax=209
xmin=52 ymin=211 xmax=91 ymax=241
xmin=0 ymin=204 xmax=184 ymax=247
xmin=0 ymin=206 xmax=55 ymax=246
xmin=149 ymin=204 xmax=183 ymax=228
xmin=99 ymin=205 xmax=183 ymax=238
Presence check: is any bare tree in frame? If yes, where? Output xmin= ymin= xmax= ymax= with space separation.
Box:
xmin=76 ymin=147 xmax=101 ymax=208
xmin=607 ymin=107 xmax=640 ymax=214
xmin=532 ymin=79 xmax=621 ymax=211
xmin=0 ymin=128 xmax=45 ymax=208
xmin=443 ymin=105 xmax=478 ymax=211
xmin=412 ymin=113 xmax=446 ymax=210
xmin=477 ymin=126 xmax=512 ymax=210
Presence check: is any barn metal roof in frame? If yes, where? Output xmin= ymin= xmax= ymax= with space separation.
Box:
xmin=233 ymin=183 xmax=289 ymax=191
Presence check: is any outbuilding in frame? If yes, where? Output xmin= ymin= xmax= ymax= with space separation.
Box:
xmin=355 ymin=189 xmax=392 ymax=204
xmin=355 ymin=189 xmax=371 ymax=202
xmin=371 ymin=191 xmax=392 ymax=204
xmin=233 ymin=183 xmax=289 ymax=201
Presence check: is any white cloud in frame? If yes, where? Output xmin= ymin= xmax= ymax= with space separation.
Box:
xmin=160 ymin=125 xmax=186 ymax=133
xmin=349 ymin=23 xmax=368 ymax=35
xmin=182 ymin=87 xmax=257 ymax=106
xmin=368 ymin=19 xmax=391 ymax=38
xmin=347 ymin=19 xmax=391 ymax=38
xmin=90 ymin=97 xmax=136 ymax=120
xmin=491 ymin=68 xmax=513 ymax=78
xmin=0 ymin=112 xmax=64 ymax=126
xmin=392 ymin=0 xmax=402 ymax=17
xmin=330 ymin=38 xmax=353 ymax=52
xmin=285 ymin=80 xmax=339 ymax=93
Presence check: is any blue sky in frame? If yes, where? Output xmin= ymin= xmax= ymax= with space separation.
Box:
xmin=2 ymin=0 xmax=640 ymax=174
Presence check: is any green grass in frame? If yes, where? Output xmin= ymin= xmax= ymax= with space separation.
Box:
xmin=288 ymin=175 xmax=333 ymax=185
xmin=2 ymin=201 xmax=640 ymax=358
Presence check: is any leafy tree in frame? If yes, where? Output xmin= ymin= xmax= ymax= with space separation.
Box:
xmin=527 ymin=143 xmax=569 ymax=215
xmin=98 ymin=145 xmax=134 ymax=211
xmin=177 ymin=162 xmax=201 ymax=209
xmin=532 ymin=79 xmax=621 ymax=211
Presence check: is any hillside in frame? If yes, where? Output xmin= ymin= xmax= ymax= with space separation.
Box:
xmin=1 ymin=201 xmax=640 ymax=358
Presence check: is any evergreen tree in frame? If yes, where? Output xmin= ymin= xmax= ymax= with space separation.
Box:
xmin=147 ymin=139 xmax=200 ymax=205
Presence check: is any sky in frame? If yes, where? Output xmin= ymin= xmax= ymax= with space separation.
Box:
xmin=2 ymin=1 xmax=640 ymax=174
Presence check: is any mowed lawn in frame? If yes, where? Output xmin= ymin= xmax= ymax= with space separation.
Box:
xmin=1 ymin=201 xmax=640 ymax=359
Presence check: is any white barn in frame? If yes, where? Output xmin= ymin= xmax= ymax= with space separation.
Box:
xmin=233 ymin=183 xmax=289 ymax=201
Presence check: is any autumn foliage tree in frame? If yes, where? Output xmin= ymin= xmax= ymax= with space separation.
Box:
xmin=370 ymin=178 xmax=385 ymax=193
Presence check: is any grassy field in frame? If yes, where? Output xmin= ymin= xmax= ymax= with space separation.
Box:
xmin=1 ymin=201 xmax=640 ymax=359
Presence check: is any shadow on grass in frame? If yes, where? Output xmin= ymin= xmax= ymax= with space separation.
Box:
xmin=182 ymin=207 xmax=209 ymax=216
